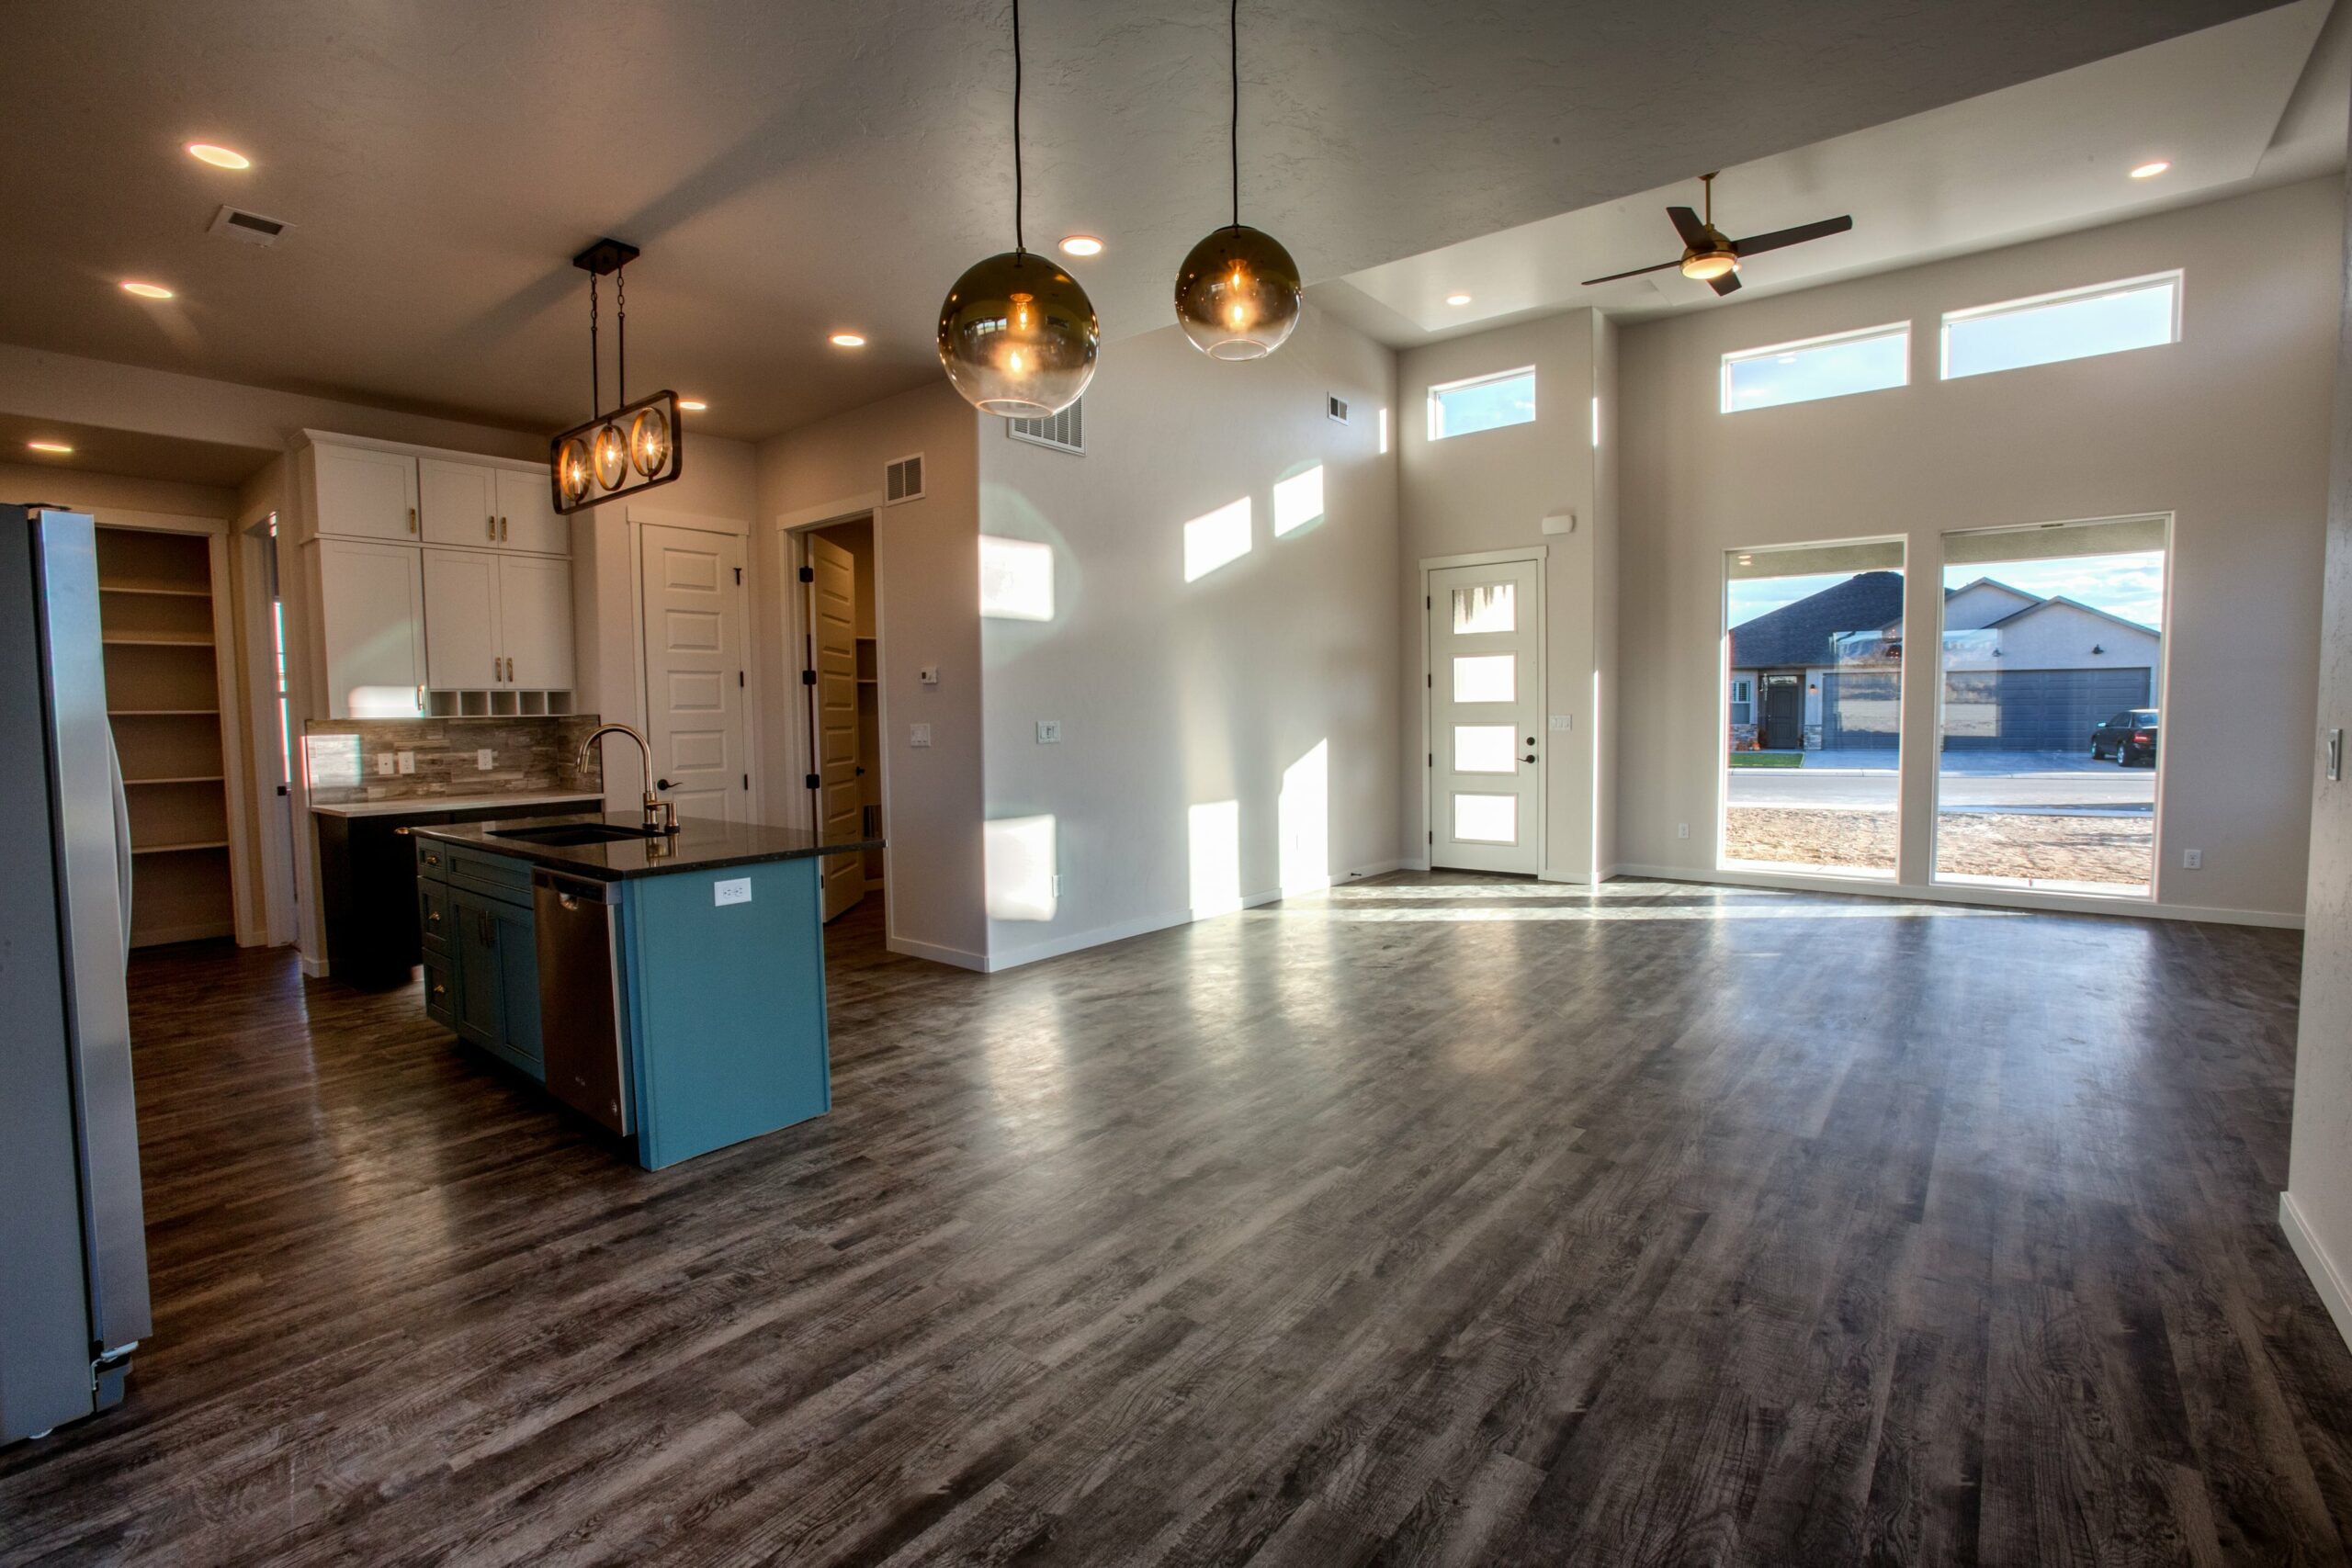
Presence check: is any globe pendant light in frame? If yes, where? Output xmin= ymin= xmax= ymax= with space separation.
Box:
xmin=1173 ymin=0 xmax=1301 ymax=360
xmin=937 ymin=0 xmax=1099 ymax=419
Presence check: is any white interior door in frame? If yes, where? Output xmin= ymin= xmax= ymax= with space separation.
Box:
xmin=497 ymin=555 xmax=574 ymax=690
xmin=1429 ymin=558 xmax=1543 ymax=874
xmin=639 ymin=524 xmax=749 ymax=824
xmin=422 ymin=547 xmax=501 ymax=690
xmin=807 ymin=534 xmax=864 ymax=920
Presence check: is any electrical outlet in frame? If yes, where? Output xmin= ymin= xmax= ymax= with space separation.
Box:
xmin=712 ymin=877 xmax=752 ymax=907
xmin=375 ymin=752 xmax=396 ymax=777
xmin=476 ymin=749 xmax=494 ymax=771
xmin=1036 ymin=719 xmax=1061 ymax=744
xmin=1677 ymin=822 xmax=1690 ymax=840
xmin=396 ymin=750 xmax=416 ymax=775
xmin=2182 ymin=848 xmax=2202 ymax=869
xmin=910 ymin=723 xmax=933 ymax=748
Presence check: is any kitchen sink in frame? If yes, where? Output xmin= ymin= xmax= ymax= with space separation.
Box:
xmin=488 ymin=823 xmax=665 ymax=847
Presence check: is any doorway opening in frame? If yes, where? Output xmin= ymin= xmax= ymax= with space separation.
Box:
xmin=797 ymin=516 xmax=884 ymax=923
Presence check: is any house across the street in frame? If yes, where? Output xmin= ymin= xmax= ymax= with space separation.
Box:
xmin=1729 ymin=572 xmax=2162 ymax=751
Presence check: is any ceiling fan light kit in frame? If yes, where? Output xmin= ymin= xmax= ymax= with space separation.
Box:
xmin=1583 ymin=171 xmax=1852 ymax=299
xmin=548 ymin=238 xmax=684 ymax=515
xmin=1172 ymin=0 xmax=1303 ymax=359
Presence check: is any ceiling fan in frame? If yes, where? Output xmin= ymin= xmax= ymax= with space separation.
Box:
xmin=1582 ymin=173 xmax=1852 ymax=297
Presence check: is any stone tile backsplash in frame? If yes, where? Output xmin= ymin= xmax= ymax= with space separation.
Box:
xmin=304 ymin=715 xmax=605 ymax=806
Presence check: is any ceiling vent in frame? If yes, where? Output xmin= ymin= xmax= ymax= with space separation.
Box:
xmin=208 ymin=205 xmax=292 ymax=246
xmin=1327 ymin=394 xmax=1350 ymax=424
xmin=885 ymin=453 xmax=924 ymax=504
xmin=1007 ymin=398 xmax=1084 ymax=456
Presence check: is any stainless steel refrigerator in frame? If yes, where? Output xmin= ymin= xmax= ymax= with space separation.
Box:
xmin=0 ymin=505 xmax=151 ymax=1444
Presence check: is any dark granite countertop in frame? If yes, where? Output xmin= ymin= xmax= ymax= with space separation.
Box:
xmin=411 ymin=813 xmax=881 ymax=883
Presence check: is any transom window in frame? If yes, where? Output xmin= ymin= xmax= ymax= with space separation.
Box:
xmin=1721 ymin=323 xmax=1909 ymax=413
xmin=1428 ymin=367 xmax=1536 ymax=441
xmin=1940 ymin=271 xmax=2181 ymax=381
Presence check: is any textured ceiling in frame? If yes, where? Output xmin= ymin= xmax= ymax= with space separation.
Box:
xmin=0 ymin=0 xmax=2290 ymax=443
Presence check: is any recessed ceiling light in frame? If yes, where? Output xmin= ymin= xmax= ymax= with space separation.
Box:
xmin=1445 ymin=293 xmax=1472 ymax=306
xmin=1058 ymin=235 xmax=1103 ymax=257
xmin=678 ymin=400 xmax=708 ymax=412
xmin=26 ymin=440 xmax=74 ymax=455
xmin=830 ymin=333 xmax=866 ymax=347
xmin=119 ymin=280 xmax=174 ymax=299
xmin=186 ymin=142 xmax=250 ymax=170
xmin=2130 ymin=160 xmax=2171 ymax=179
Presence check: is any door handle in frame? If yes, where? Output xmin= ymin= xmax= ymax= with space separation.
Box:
xmin=1521 ymin=753 xmax=1537 ymax=763
xmin=500 ymin=515 xmax=509 ymax=541
xmin=408 ymin=506 xmax=418 ymax=535
xmin=487 ymin=515 xmax=496 ymax=540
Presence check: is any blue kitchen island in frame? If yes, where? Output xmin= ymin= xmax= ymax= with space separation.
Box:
xmin=411 ymin=813 xmax=880 ymax=1168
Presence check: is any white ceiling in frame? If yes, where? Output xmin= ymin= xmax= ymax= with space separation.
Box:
xmin=1317 ymin=0 xmax=2346 ymax=345
xmin=0 ymin=0 xmax=2301 ymax=445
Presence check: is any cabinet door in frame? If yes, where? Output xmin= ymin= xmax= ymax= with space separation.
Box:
xmin=496 ymin=468 xmax=568 ymax=556
xmin=314 ymin=540 xmax=424 ymax=718
xmin=312 ymin=445 xmax=418 ymax=542
xmin=492 ymin=900 xmax=543 ymax=1070
xmin=418 ymin=458 xmax=500 ymax=548
xmin=498 ymin=555 xmax=574 ymax=691
xmin=450 ymin=891 xmax=503 ymax=1050
xmin=422 ymin=547 xmax=503 ymax=689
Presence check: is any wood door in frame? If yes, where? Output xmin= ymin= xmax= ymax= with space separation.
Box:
xmin=314 ymin=539 xmax=425 ymax=718
xmin=1428 ymin=558 xmax=1543 ymax=874
xmin=497 ymin=555 xmax=574 ymax=691
xmin=807 ymin=534 xmax=864 ymax=920
xmin=495 ymin=468 xmax=568 ymax=556
xmin=421 ymin=547 xmax=501 ymax=690
xmin=311 ymin=445 xmax=417 ymax=541
xmin=639 ymin=524 xmax=749 ymax=825
xmin=417 ymin=458 xmax=499 ymax=548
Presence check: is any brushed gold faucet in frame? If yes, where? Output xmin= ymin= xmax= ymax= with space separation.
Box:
xmin=578 ymin=723 xmax=677 ymax=833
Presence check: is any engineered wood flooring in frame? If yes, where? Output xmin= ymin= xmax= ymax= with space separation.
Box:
xmin=3 ymin=874 xmax=2348 ymax=1565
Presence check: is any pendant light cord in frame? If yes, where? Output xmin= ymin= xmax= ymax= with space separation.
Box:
xmin=1229 ymin=0 xmax=1240 ymax=231
xmin=1012 ymin=0 xmax=1026 ymax=254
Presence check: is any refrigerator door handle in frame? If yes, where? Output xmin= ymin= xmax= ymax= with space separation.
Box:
xmin=107 ymin=728 xmax=130 ymax=965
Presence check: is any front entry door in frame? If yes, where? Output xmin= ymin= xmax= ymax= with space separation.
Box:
xmin=639 ymin=524 xmax=751 ymax=824
xmin=1762 ymin=673 xmax=1803 ymax=750
xmin=806 ymin=533 xmax=865 ymax=921
xmin=1428 ymin=558 xmax=1543 ymax=874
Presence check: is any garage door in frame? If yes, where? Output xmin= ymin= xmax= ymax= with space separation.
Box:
xmin=1940 ymin=668 xmax=2152 ymax=751
xmin=1821 ymin=671 xmax=1900 ymax=750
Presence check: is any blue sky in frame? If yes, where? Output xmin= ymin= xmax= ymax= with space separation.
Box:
xmin=1730 ymin=550 xmax=2165 ymax=630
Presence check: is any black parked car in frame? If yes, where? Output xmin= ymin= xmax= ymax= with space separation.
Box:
xmin=2091 ymin=708 xmax=2159 ymax=765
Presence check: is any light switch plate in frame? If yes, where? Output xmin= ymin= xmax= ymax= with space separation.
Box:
xmin=910 ymin=723 xmax=933 ymax=748
xmin=476 ymin=749 xmax=493 ymax=771
xmin=920 ymin=666 xmax=941 ymax=686
xmin=1549 ymin=715 xmax=1573 ymax=731
xmin=1036 ymin=719 xmax=1061 ymax=744
xmin=375 ymin=752 xmax=396 ymax=776
xmin=713 ymin=877 xmax=752 ymax=907
xmin=397 ymin=750 xmax=416 ymax=774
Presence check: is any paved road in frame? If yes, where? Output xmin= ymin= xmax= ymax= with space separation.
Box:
xmin=1728 ymin=750 xmax=2154 ymax=813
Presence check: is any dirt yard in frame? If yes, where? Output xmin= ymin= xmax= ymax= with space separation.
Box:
xmin=1724 ymin=808 xmax=2153 ymax=886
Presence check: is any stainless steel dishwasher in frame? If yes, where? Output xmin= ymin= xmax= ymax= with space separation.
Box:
xmin=532 ymin=867 xmax=632 ymax=1135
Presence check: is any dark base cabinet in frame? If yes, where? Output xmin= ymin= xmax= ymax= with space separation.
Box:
xmin=418 ymin=840 xmax=544 ymax=1083
xmin=314 ymin=800 xmax=589 ymax=989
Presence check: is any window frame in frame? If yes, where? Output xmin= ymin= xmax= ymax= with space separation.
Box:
xmin=1719 ymin=321 xmax=1911 ymax=414
xmin=1426 ymin=366 xmax=1538 ymax=443
xmin=1938 ymin=269 xmax=2183 ymax=382
xmin=1728 ymin=676 xmax=1754 ymax=727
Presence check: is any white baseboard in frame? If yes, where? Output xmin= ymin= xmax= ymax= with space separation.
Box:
xmin=1608 ymin=863 xmax=2302 ymax=930
xmin=983 ymin=859 xmax=1408 ymax=973
xmin=2281 ymin=1191 xmax=2352 ymax=1356
xmin=1341 ymin=858 xmax=1409 ymax=880
xmin=299 ymin=953 xmax=329 ymax=978
xmin=885 ymin=933 xmax=986 ymax=971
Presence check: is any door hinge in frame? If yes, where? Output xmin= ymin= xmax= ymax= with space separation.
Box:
xmin=738 ymin=671 xmax=745 ymax=688
xmin=798 ymin=565 xmax=814 ymax=582
xmin=1427 ymin=752 xmax=1432 ymax=767
xmin=1426 ymin=594 xmax=1431 ymax=609
xmin=743 ymin=773 xmax=750 ymax=790
xmin=735 ymin=566 xmax=743 ymax=584
xmin=1428 ymin=829 xmax=1434 ymax=844
xmin=805 ymin=773 xmax=820 ymax=790
xmin=1426 ymin=673 xmax=1432 ymax=688
xmin=802 ymin=669 xmax=816 ymax=686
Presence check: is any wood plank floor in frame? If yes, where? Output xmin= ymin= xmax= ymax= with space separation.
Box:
xmin=4 ymin=874 xmax=2350 ymax=1565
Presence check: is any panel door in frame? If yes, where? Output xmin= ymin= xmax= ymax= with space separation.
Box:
xmin=497 ymin=555 xmax=574 ymax=691
xmin=808 ymin=533 xmax=865 ymax=920
xmin=422 ymin=547 xmax=503 ymax=690
xmin=495 ymin=468 xmax=569 ymax=556
xmin=639 ymin=524 xmax=750 ymax=825
xmin=312 ymin=445 xmax=418 ymax=542
xmin=418 ymin=458 xmax=501 ymax=548
xmin=315 ymin=539 xmax=425 ymax=718
xmin=1428 ymin=558 xmax=1543 ymax=874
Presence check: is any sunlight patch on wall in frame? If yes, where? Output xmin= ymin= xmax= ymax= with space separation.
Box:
xmin=985 ymin=813 xmax=1058 ymax=921
xmin=1279 ymin=739 xmax=1330 ymax=895
xmin=979 ymin=535 xmax=1056 ymax=621
xmin=1182 ymin=498 xmax=1252 ymax=583
xmin=1188 ymin=799 xmax=1242 ymax=915
xmin=1272 ymin=466 xmax=1325 ymax=537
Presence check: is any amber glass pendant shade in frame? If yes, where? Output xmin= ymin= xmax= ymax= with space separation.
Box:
xmin=591 ymin=423 xmax=628 ymax=489
xmin=555 ymin=436 xmax=594 ymax=505
xmin=1173 ymin=224 xmax=1302 ymax=361
xmin=628 ymin=406 xmax=671 ymax=477
xmin=937 ymin=249 xmax=1100 ymax=418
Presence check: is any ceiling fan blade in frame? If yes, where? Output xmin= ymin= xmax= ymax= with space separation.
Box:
xmin=1732 ymin=215 xmax=1853 ymax=257
xmin=1580 ymin=259 xmax=1681 ymax=287
xmin=1709 ymin=272 xmax=1743 ymax=298
xmin=1667 ymin=206 xmax=1710 ymax=249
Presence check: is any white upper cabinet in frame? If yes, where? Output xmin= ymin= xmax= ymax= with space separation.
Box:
xmin=422 ymin=548 xmax=503 ymax=690
xmin=315 ymin=539 xmax=425 ymax=717
xmin=312 ymin=445 xmax=418 ymax=542
xmin=496 ymin=468 xmax=568 ymax=556
xmin=498 ymin=555 xmax=575 ymax=691
xmin=419 ymin=458 xmax=501 ymax=548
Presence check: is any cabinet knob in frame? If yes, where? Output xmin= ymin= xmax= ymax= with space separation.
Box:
xmin=408 ymin=506 xmax=418 ymax=535
xmin=426 ymin=909 xmax=440 ymax=924
xmin=424 ymin=852 xmax=440 ymax=865
xmin=488 ymin=514 xmax=496 ymax=539
xmin=431 ymin=983 xmax=446 ymax=997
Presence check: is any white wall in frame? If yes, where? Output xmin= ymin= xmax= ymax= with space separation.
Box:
xmin=977 ymin=307 xmax=1400 ymax=968
xmin=1615 ymin=175 xmax=2342 ymax=921
xmin=758 ymin=382 xmax=987 ymax=968
xmin=1396 ymin=307 xmax=1619 ymax=880
xmin=2285 ymin=138 xmax=2352 ymax=1355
